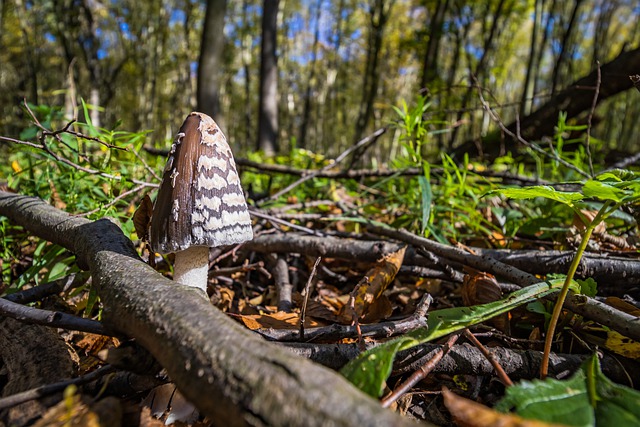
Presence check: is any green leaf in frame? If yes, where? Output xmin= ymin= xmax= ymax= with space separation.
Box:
xmin=341 ymin=279 xmax=567 ymax=396
xmin=340 ymin=338 xmax=415 ymax=397
xmin=494 ymin=354 xmax=640 ymax=426
xmin=486 ymin=186 xmax=583 ymax=205
xmin=583 ymin=180 xmax=631 ymax=203
xmin=495 ymin=370 xmax=593 ymax=427
xmin=577 ymin=278 xmax=597 ymax=298
xmin=585 ymin=354 xmax=640 ymax=424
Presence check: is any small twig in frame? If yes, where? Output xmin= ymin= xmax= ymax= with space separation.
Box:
xmin=299 ymin=257 xmax=321 ymax=340
xmin=263 ymin=128 xmax=386 ymax=203
xmin=0 ymin=365 xmax=116 ymax=411
xmin=132 ymin=146 xmax=162 ymax=182
xmin=75 ymin=184 xmax=147 ymax=217
xmin=463 ymin=329 xmax=513 ymax=386
xmin=4 ymin=273 xmax=90 ymax=305
xmin=249 ymin=209 xmax=324 ymax=236
xmin=0 ymin=297 xmax=112 ymax=336
xmin=272 ymin=255 xmax=293 ymax=313
xmin=209 ymin=261 xmax=267 ymax=277
xmin=263 ymin=293 xmax=431 ymax=342
xmin=381 ymin=332 xmax=461 ymax=408
xmin=9 ymin=103 xmax=157 ymax=188
xmin=474 ymin=81 xmax=590 ymax=179
xmin=584 ymin=61 xmax=600 ymax=177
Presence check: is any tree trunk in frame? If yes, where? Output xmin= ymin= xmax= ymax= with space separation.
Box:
xmin=257 ymin=0 xmax=280 ymax=156
xmin=351 ymin=0 xmax=393 ymax=167
xmin=197 ymin=0 xmax=228 ymax=128
xmin=0 ymin=191 xmax=418 ymax=426
xmin=298 ymin=0 xmax=322 ymax=149
xmin=550 ymin=0 xmax=583 ymax=95
xmin=419 ymin=0 xmax=449 ymax=89
xmin=519 ymin=0 xmax=541 ymax=115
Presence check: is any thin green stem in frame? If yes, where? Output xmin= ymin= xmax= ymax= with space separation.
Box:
xmin=540 ymin=201 xmax=615 ymax=378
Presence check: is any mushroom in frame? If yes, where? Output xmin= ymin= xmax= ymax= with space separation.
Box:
xmin=150 ymin=112 xmax=253 ymax=293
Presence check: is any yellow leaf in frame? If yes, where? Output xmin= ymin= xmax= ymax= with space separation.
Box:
xmin=11 ymin=160 xmax=21 ymax=173
xmin=339 ymin=246 xmax=406 ymax=323
xmin=604 ymin=331 xmax=640 ymax=359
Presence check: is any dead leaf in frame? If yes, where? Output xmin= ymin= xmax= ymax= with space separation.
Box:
xmin=76 ymin=334 xmax=115 ymax=355
xmin=442 ymin=387 xmax=569 ymax=427
xmin=48 ymin=180 xmax=67 ymax=210
xmin=461 ymin=270 xmax=509 ymax=333
xmin=141 ymin=384 xmax=199 ymax=425
xmin=605 ymin=297 xmax=640 ymax=317
xmin=238 ymin=311 xmax=322 ymax=330
xmin=338 ymin=246 xmax=406 ymax=323
xmin=133 ymin=195 xmax=153 ymax=242
xmin=34 ymin=395 xmax=122 ymax=427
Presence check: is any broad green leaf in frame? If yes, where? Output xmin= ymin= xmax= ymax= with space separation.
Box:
xmin=493 ymin=354 xmax=640 ymax=427
xmin=585 ymin=354 xmax=640 ymax=424
xmin=582 ymin=180 xmax=631 ymax=203
xmin=341 ymin=279 xmax=569 ymax=397
xmin=486 ymin=186 xmax=583 ymax=205
xmin=576 ymin=278 xmax=597 ymax=298
xmin=495 ymin=370 xmax=593 ymax=427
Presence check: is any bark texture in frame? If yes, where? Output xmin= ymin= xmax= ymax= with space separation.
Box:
xmin=257 ymin=0 xmax=280 ymax=155
xmin=197 ymin=0 xmax=228 ymax=126
xmin=0 ymin=191 xmax=418 ymax=427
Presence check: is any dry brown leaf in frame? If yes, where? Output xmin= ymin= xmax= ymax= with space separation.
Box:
xmin=76 ymin=334 xmax=115 ymax=355
xmin=141 ymin=383 xmax=199 ymax=425
xmin=442 ymin=387 xmax=569 ymax=427
xmin=237 ymin=311 xmax=323 ymax=330
xmin=461 ymin=270 xmax=509 ymax=334
xmin=34 ymin=395 xmax=122 ymax=427
xmin=604 ymin=297 xmax=640 ymax=317
xmin=338 ymin=246 xmax=406 ymax=323
xmin=133 ymin=195 xmax=153 ymax=242
xmin=48 ymin=179 xmax=67 ymax=210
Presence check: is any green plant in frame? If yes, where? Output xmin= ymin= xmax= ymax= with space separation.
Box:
xmin=487 ymin=170 xmax=640 ymax=378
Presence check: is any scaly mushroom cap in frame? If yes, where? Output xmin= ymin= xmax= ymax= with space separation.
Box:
xmin=150 ymin=112 xmax=253 ymax=254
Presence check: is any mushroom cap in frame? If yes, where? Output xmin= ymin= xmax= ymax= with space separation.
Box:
xmin=150 ymin=112 xmax=253 ymax=254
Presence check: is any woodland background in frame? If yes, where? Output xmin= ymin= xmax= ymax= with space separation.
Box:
xmin=2 ymin=1 xmax=640 ymax=426
xmin=1 ymin=0 xmax=640 ymax=160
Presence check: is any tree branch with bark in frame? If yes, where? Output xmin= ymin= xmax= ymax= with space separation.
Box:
xmin=0 ymin=190 xmax=417 ymax=427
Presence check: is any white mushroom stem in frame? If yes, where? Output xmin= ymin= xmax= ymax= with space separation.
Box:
xmin=173 ymin=246 xmax=210 ymax=293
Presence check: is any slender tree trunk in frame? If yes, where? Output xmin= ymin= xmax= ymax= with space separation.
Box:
xmin=197 ymin=0 xmax=228 ymax=128
xmin=450 ymin=0 xmax=508 ymax=147
xmin=520 ymin=0 xmax=541 ymax=115
xmin=241 ymin=0 xmax=253 ymax=146
xmin=257 ymin=0 xmax=280 ymax=155
xmin=419 ymin=0 xmax=449 ymax=89
xmin=14 ymin=0 xmax=39 ymax=105
xmin=351 ymin=0 xmax=392 ymax=165
xmin=531 ymin=0 xmax=554 ymax=106
xmin=298 ymin=0 xmax=322 ymax=149
xmin=323 ymin=0 xmax=348 ymax=152
xmin=550 ymin=0 xmax=583 ymax=95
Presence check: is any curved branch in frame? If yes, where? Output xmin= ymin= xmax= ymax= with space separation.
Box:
xmin=0 ymin=191 xmax=417 ymax=427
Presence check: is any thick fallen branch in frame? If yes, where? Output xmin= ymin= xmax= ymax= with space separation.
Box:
xmin=0 ymin=191 xmax=417 ymax=427
xmin=285 ymin=342 xmax=639 ymax=386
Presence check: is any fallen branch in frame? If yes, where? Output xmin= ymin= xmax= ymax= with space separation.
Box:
xmin=0 ymin=296 xmax=109 ymax=335
xmin=367 ymin=224 xmax=640 ymax=342
xmin=0 ymin=191 xmax=417 ymax=427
